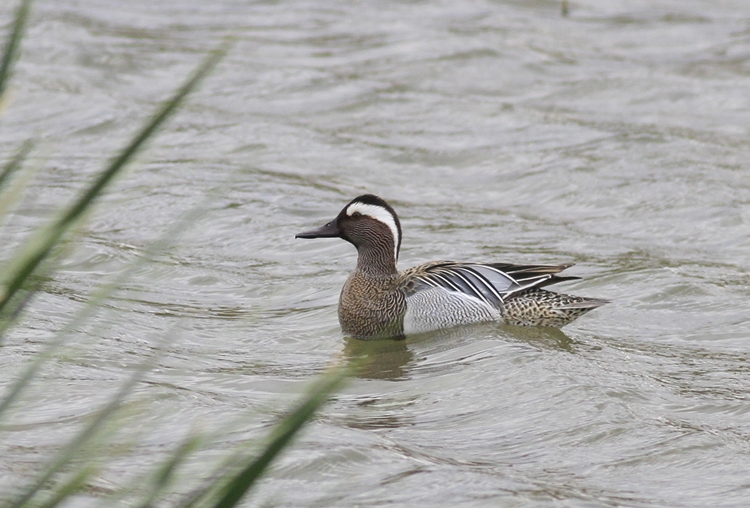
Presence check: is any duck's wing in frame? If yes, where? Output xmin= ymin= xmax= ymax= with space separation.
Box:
xmin=485 ymin=263 xmax=581 ymax=288
xmin=400 ymin=261 xmax=579 ymax=308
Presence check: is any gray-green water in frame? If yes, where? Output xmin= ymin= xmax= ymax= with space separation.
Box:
xmin=1 ymin=1 xmax=750 ymax=506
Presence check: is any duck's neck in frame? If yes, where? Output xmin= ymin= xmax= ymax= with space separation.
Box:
xmin=355 ymin=244 xmax=398 ymax=277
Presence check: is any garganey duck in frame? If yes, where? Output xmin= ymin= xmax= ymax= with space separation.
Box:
xmin=297 ymin=194 xmax=607 ymax=339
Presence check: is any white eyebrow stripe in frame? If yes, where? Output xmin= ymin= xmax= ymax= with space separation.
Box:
xmin=346 ymin=202 xmax=400 ymax=261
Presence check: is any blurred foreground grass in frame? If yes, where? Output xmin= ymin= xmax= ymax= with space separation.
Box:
xmin=0 ymin=1 xmax=349 ymax=506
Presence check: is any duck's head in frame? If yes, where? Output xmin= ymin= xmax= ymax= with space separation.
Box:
xmin=296 ymin=194 xmax=402 ymax=264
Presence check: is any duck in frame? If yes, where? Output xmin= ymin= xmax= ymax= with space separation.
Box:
xmin=296 ymin=194 xmax=607 ymax=339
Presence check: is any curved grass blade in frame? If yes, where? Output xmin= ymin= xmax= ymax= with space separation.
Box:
xmin=6 ymin=350 xmax=158 ymax=508
xmin=0 ymin=205 xmax=204 ymax=420
xmin=133 ymin=434 xmax=202 ymax=508
xmin=182 ymin=363 xmax=351 ymax=508
xmin=0 ymin=150 xmax=246 ymax=424
xmin=34 ymin=465 xmax=98 ymax=508
xmin=0 ymin=143 xmax=245 ymax=426
xmin=0 ymin=39 xmax=231 ymax=335
xmin=0 ymin=0 xmax=33 ymax=103
xmin=0 ymin=139 xmax=32 ymax=191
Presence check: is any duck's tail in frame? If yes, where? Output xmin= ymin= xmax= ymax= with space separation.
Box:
xmin=501 ymin=288 xmax=608 ymax=327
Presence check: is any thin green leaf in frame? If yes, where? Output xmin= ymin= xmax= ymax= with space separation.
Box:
xmin=134 ymin=434 xmax=202 ymax=508
xmin=34 ymin=465 xmax=99 ymax=508
xmin=0 ymin=38 xmax=231 ymax=333
xmin=0 ymin=203 xmax=211 ymax=420
xmin=205 ymin=364 xmax=351 ymax=508
xmin=4 ymin=38 xmax=231 ymax=503
xmin=0 ymin=0 xmax=33 ymax=102
xmin=1 ymin=184 xmax=240 ymax=504
xmin=178 ymin=450 xmax=244 ymax=508
xmin=0 ymin=144 xmax=39 ymax=229
xmin=6 ymin=354 xmax=154 ymax=508
xmin=0 ymin=139 xmax=32 ymax=190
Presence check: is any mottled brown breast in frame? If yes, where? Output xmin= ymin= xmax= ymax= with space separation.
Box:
xmin=338 ymin=271 xmax=407 ymax=339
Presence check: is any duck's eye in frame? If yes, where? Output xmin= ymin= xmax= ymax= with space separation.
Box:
xmin=351 ymin=212 xmax=362 ymax=218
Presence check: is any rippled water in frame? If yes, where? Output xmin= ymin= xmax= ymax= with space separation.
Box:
xmin=1 ymin=0 xmax=750 ymax=506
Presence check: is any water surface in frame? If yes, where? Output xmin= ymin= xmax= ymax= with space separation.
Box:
xmin=1 ymin=1 xmax=749 ymax=506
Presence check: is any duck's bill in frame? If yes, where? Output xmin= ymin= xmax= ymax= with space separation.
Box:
xmin=295 ymin=220 xmax=341 ymax=239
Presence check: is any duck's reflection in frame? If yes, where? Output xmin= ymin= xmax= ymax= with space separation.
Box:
xmin=342 ymin=336 xmax=414 ymax=380
xmin=342 ymin=324 xmax=575 ymax=381
xmin=498 ymin=324 xmax=575 ymax=352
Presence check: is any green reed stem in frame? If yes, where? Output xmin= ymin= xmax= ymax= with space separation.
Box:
xmin=134 ymin=435 xmax=203 ymax=508
xmin=0 ymin=0 xmax=33 ymax=102
xmin=0 ymin=39 xmax=231 ymax=328
xmin=7 ymin=354 xmax=155 ymax=508
xmin=34 ymin=465 xmax=99 ymax=508
xmin=181 ymin=363 xmax=352 ymax=508
xmin=0 ymin=140 xmax=32 ymax=190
